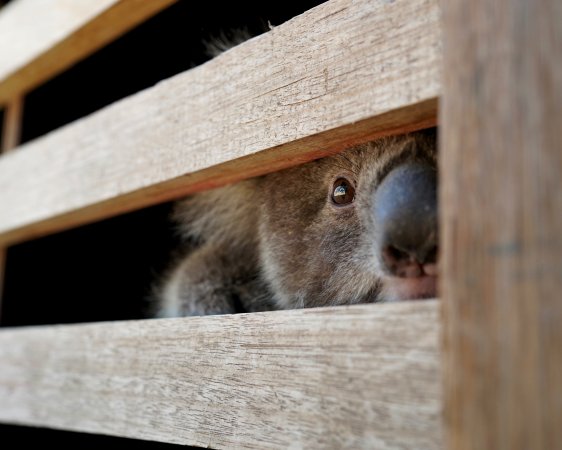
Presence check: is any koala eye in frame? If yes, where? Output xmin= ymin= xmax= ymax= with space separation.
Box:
xmin=331 ymin=178 xmax=355 ymax=205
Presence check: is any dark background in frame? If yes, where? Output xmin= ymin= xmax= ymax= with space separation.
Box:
xmin=0 ymin=1 xmax=323 ymax=447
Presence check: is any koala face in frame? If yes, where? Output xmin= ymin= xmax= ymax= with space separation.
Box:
xmin=158 ymin=129 xmax=438 ymax=317
xmin=257 ymin=130 xmax=438 ymax=309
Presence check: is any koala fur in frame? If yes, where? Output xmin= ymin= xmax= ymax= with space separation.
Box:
xmin=156 ymin=130 xmax=437 ymax=317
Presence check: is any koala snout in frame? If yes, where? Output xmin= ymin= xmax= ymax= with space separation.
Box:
xmin=373 ymin=162 xmax=438 ymax=278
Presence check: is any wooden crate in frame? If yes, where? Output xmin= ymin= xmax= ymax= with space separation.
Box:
xmin=0 ymin=0 xmax=559 ymax=448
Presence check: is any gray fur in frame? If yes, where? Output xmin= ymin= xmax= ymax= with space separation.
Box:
xmin=156 ymin=131 xmax=437 ymax=317
xmin=203 ymin=29 xmax=255 ymax=58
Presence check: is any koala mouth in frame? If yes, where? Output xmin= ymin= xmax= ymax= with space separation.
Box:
xmin=378 ymin=246 xmax=439 ymax=301
xmin=381 ymin=264 xmax=438 ymax=302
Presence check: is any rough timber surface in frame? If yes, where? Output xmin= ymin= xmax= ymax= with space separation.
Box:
xmin=0 ymin=301 xmax=441 ymax=449
xmin=0 ymin=0 xmax=177 ymax=105
xmin=0 ymin=0 xmax=440 ymax=245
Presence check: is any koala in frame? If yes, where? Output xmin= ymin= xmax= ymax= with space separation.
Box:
xmin=156 ymin=130 xmax=438 ymax=317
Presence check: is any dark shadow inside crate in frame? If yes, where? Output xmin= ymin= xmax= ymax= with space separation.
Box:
xmin=0 ymin=424 xmax=200 ymax=449
xmin=1 ymin=202 xmax=178 ymax=326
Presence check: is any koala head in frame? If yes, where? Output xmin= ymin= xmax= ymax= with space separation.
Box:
xmin=257 ymin=129 xmax=438 ymax=309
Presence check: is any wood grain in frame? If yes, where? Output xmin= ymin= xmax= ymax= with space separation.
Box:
xmin=0 ymin=0 xmax=177 ymax=105
xmin=0 ymin=301 xmax=441 ymax=449
xmin=0 ymin=0 xmax=440 ymax=246
xmin=441 ymin=0 xmax=562 ymax=449
xmin=1 ymin=96 xmax=23 ymax=153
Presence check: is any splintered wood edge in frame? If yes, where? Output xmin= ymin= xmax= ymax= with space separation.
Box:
xmin=0 ymin=0 xmax=440 ymax=246
xmin=0 ymin=300 xmax=442 ymax=449
xmin=0 ymin=0 xmax=178 ymax=104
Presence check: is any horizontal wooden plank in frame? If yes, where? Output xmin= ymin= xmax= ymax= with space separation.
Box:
xmin=0 ymin=301 xmax=441 ymax=449
xmin=0 ymin=0 xmax=440 ymax=246
xmin=0 ymin=0 xmax=177 ymax=105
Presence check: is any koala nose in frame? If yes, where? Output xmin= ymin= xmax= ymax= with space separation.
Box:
xmin=373 ymin=162 xmax=438 ymax=278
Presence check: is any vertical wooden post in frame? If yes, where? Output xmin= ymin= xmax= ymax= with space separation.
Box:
xmin=441 ymin=1 xmax=562 ymax=449
xmin=0 ymin=96 xmax=24 ymax=321
xmin=1 ymin=96 xmax=23 ymax=153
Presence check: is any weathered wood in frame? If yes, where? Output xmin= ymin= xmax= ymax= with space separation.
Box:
xmin=0 ymin=0 xmax=177 ymax=105
xmin=1 ymin=96 xmax=23 ymax=153
xmin=0 ymin=301 xmax=441 ymax=449
xmin=0 ymin=0 xmax=440 ymax=246
xmin=441 ymin=0 xmax=562 ymax=449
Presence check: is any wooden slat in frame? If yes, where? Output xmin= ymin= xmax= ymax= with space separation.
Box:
xmin=0 ymin=0 xmax=177 ymax=105
xmin=1 ymin=96 xmax=23 ymax=153
xmin=0 ymin=301 xmax=441 ymax=449
xmin=0 ymin=0 xmax=440 ymax=246
xmin=441 ymin=0 xmax=562 ymax=449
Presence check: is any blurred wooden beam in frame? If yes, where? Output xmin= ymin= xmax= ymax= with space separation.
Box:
xmin=441 ymin=0 xmax=562 ymax=448
xmin=0 ymin=0 xmax=177 ymax=104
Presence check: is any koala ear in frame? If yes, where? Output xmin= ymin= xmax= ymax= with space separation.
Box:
xmin=203 ymin=28 xmax=254 ymax=58
xmin=203 ymin=21 xmax=272 ymax=59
